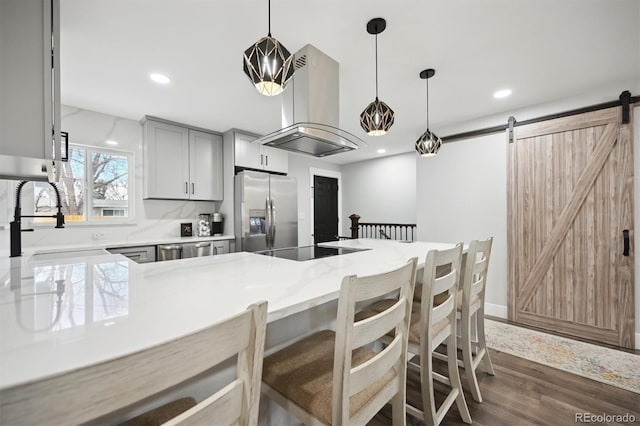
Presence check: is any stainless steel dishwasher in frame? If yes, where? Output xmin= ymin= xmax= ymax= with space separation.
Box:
xmin=157 ymin=244 xmax=182 ymax=261
xmin=157 ymin=242 xmax=214 ymax=261
xmin=181 ymin=241 xmax=213 ymax=258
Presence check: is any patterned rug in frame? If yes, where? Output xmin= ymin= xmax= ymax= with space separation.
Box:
xmin=484 ymin=319 xmax=640 ymax=394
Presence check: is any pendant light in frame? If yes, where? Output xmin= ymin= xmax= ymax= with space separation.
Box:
xmin=360 ymin=18 xmax=394 ymax=136
xmin=242 ymin=0 xmax=294 ymax=96
xmin=415 ymin=68 xmax=442 ymax=156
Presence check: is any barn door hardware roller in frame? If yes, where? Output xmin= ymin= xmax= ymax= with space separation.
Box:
xmin=620 ymin=91 xmax=631 ymax=124
xmin=507 ymin=116 xmax=516 ymax=143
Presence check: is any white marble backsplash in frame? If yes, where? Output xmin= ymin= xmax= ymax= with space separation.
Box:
xmin=0 ymin=105 xmax=219 ymax=249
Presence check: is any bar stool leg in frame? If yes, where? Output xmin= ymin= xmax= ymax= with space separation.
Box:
xmin=448 ymin=330 xmax=472 ymax=423
xmin=462 ymin=308 xmax=483 ymax=403
xmin=477 ymin=307 xmax=495 ymax=376
xmin=420 ymin=349 xmax=438 ymax=426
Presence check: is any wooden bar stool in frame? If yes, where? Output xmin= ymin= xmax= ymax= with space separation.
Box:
xmin=0 ymin=302 xmax=268 ymax=426
xmin=261 ymin=258 xmax=418 ymax=425
xmin=458 ymin=237 xmax=495 ymax=403
xmin=357 ymin=245 xmax=471 ymax=425
xmin=409 ymin=244 xmax=471 ymax=425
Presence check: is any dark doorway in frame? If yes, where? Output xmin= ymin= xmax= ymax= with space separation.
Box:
xmin=313 ymin=175 xmax=338 ymax=244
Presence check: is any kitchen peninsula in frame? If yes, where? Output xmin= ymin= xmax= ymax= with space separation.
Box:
xmin=0 ymin=239 xmax=455 ymax=420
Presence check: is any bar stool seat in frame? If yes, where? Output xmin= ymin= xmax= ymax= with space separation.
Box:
xmin=262 ymin=330 xmax=395 ymax=425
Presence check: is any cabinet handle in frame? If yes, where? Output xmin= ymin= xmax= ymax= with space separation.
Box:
xmin=260 ymin=154 xmax=263 ymax=165
xmin=265 ymin=155 xmax=268 ymax=166
xmin=185 ymin=182 xmax=188 ymax=194
xmin=623 ymin=230 xmax=630 ymax=256
xmin=192 ymin=183 xmax=195 ymax=194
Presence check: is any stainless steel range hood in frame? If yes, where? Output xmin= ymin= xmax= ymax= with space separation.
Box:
xmin=256 ymin=44 xmax=365 ymax=157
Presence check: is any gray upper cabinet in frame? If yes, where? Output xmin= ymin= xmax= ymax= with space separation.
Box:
xmin=233 ymin=131 xmax=288 ymax=174
xmin=0 ymin=0 xmax=61 ymax=181
xmin=189 ymin=129 xmax=223 ymax=200
xmin=143 ymin=118 xmax=223 ymax=201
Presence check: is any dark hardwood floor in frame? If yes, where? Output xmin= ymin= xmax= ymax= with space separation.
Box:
xmin=371 ymin=349 xmax=640 ymax=425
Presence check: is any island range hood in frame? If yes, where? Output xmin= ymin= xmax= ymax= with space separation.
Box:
xmin=255 ymin=44 xmax=366 ymax=157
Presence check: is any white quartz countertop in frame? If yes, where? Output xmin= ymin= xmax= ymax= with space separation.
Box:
xmin=0 ymin=239 xmax=455 ymax=389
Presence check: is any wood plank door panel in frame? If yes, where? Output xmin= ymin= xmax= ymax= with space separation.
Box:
xmin=508 ymin=107 xmax=634 ymax=348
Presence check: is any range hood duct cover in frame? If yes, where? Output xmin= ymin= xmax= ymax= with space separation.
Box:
xmin=256 ymin=44 xmax=365 ymax=157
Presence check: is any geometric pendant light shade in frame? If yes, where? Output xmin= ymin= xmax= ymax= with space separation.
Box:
xmin=242 ymin=0 xmax=294 ymax=96
xmin=360 ymin=18 xmax=394 ymax=136
xmin=415 ymin=68 xmax=442 ymax=156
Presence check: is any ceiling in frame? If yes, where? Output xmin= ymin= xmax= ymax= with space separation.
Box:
xmin=60 ymin=0 xmax=640 ymax=165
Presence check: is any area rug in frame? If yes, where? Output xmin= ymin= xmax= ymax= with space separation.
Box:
xmin=484 ymin=319 xmax=640 ymax=394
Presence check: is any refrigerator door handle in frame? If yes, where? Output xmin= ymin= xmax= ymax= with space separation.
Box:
xmin=270 ymin=198 xmax=276 ymax=247
xmin=265 ymin=198 xmax=271 ymax=248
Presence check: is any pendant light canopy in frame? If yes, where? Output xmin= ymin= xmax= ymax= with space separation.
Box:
xmin=415 ymin=68 xmax=442 ymax=156
xmin=243 ymin=0 xmax=294 ymax=96
xmin=360 ymin=18 xmax=394 ymax=136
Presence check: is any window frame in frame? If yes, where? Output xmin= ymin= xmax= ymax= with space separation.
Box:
xmin=29 ymin=143 xmax=136 ymax=227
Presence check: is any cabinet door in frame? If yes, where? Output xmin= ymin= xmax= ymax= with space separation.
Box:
xmin=0 ymin=0 xmax=60 ymax=180
xmin=234 ymin=132 xmax=263 ymax=169
xmin=189 ymin=130 xmax=223 ymax=200
xmin=213 ymin=240 xmax=229 ymax=255
xmin=144 ymin=120 xmax=190 ymax=199
xmin=262 ymin=145 xmax=288 ymax=173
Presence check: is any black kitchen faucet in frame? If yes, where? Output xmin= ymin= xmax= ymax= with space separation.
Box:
xmin=10 ymin=180 xmax=65 ymax=257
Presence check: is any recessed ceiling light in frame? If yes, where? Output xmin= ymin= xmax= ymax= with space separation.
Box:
xmin=377 ymin=148 xmax=386 ymax=154
xmin=105 ymin=140 xmax=119 ymax=146
xmin=493 ymin=89 xmax=512 ymax=99
xmin=150 ymin=73 xmax=171 ymax=84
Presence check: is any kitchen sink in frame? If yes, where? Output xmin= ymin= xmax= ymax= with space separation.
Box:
xmin=29 ymin=248 xmax=109 ymax=262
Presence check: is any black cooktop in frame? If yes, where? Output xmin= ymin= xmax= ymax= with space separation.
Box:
xmin=257 ymin=245 xmax=370 ymax=261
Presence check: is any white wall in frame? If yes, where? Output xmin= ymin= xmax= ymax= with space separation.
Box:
xmin=0 ymin=105 xmax=218 ymax=249
xmin=416 ymin=133 xmax=508 ymax=316
xmin=286 ymin=153 xmax=341 ymax=247
xmin=340 ymin=152 xmax=416 ymax=236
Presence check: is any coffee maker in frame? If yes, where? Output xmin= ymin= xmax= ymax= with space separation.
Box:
xmin=212 ymin=213 xmax=224 ymax=236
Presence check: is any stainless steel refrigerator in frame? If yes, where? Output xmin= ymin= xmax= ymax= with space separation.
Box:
xmin=235 ymin=171 xmax=298 ymax=252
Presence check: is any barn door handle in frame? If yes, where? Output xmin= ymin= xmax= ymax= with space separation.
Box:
xmin=623 ymin=230 xmax=629 ymax=256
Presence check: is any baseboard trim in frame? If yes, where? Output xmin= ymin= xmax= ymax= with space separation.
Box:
xmin=485 ymin=302 xmax=507 ymax=319
xmin=636 ymin=333 xmax=640 ymax=350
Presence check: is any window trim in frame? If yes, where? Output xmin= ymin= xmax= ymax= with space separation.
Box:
xmin=29 ymin=144 xmax=136 ymax=227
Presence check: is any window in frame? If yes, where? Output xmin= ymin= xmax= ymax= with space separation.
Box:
xmin=34 ymin=145 xmax=133 ymax=223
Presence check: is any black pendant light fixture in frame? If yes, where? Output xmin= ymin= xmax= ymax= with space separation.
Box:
xmin=360 ymin=18 xmax=394 ymax=136
xmin=242 ymin=0 xmax=294 ymax=96
xmin=415 ymin=68 xmax=442 ymax=156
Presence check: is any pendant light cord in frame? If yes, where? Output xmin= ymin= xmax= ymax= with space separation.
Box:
xmin=425 ymin=77 xmax=430 ymax=129
xmin=268 ymin=0 xmax=271 ymax=36
xmin=375 ymin=33 xmax=379 ymax=100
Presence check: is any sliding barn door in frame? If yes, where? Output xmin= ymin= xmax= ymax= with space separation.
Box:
xmin=508 ymin=107 xmax=634 ymax=348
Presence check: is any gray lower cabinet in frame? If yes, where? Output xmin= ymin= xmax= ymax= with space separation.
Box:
xmin=106 ymin=245 xmax=156 ymax=263
xmin=213 ymin=240 xmax=229 ymax=255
